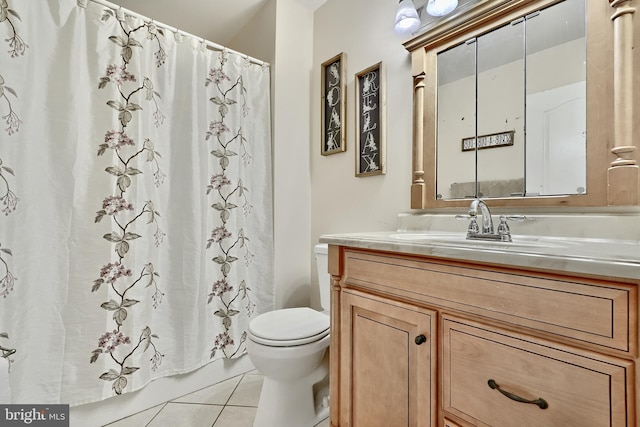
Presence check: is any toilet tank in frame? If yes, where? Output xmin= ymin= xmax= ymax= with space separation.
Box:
xmin=314 ymin=243 xmax=330 ymax=311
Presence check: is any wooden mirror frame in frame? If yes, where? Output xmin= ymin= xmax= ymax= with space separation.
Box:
xmin=405 ymin=0 xmax=639 ymax=209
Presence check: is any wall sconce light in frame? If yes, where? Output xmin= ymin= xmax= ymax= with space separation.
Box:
xmin=426 ymin=0 xmax=458 ymax=17
xmin=394 ymin=0 xmax=421 ymax=35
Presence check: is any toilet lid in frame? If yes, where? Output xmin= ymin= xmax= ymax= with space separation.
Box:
xmin=249 ymin=307 xmax=330 ymax=346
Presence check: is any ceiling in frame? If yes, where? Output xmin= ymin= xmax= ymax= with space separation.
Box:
xmin=107 ymin=0 xmax=271 ymax=45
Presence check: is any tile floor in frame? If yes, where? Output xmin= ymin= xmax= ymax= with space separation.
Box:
xmin=103 ymin=370 xmax=330 ymax=427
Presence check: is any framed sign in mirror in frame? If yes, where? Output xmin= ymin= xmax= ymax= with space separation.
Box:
xmin=355 ymin=62 xmax=386 ymax=177
xmin=321 ymin=52 xmax=346 ymax=155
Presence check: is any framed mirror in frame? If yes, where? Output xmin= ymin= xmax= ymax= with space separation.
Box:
xmin=405 ymin=0 xmax=639 ymax=209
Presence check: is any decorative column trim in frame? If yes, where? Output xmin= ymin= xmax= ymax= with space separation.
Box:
xmin=608 ymin=0 xmax=639 ymax=205
xmin=411 ymin=72 xmax=427 ymax=209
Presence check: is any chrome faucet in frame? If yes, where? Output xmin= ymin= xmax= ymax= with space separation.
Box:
xmin=469 ymin=198 xmax=494 ymax=234
xmin=465 ymin=198 xmax=513 ymax=242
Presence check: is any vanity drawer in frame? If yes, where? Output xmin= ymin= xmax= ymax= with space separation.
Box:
xmin=342 ymin=249 xmax=635 ymax=353
xmin=442 ymin=316 xmax=633 ymax=427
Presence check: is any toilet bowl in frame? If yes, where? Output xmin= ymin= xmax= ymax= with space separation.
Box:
xmin=247 ymin=243 xmax=330 ymax=427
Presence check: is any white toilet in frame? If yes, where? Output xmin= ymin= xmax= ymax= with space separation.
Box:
xmin=247 ymin=243 xmax=331 ymax=427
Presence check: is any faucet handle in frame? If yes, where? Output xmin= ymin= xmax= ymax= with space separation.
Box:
xmin=497 ymin=216 xmax=511 ymax=233
xmin=503 ymin=215 xmax=533 ymax=222
xmin=468 ymin=218 xmax=480 ymax=234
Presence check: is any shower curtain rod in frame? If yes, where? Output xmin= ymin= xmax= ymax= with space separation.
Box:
xmin=84 ymin=0 xmax=269 ymax=67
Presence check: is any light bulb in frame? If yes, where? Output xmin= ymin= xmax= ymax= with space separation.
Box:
xmin=394 ymin=0 xmax=421 ymax=35
xmin=426 ymin=0 xmax=458 ymax=17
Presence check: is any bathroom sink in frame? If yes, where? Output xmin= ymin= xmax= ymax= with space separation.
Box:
xmin=389 ymin=232 xmax=571 ymax=250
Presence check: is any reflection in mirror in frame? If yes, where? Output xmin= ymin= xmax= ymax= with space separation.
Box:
xmin=477 ymin=20 xmax=525 ymax=198
xmin=525 ymin=0 xmax=586 ymax=196
xmin=436 ymin=41 xmax=475 ymax=199
xmin=435 ymin=0 xmax=586 ymax=200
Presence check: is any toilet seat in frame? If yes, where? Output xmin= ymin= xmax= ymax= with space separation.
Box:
xmin=249 ymin=307 xmax=330 ymax=347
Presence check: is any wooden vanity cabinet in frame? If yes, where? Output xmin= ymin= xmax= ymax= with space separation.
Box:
xmin=327 ymin=245 xmax=638 ymax=427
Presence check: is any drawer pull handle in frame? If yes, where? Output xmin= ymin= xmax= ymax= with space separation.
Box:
xmin=487 ymin=379 xmax=548 ymax=409
xmin=415 ymin=334 xmax=427 ymax=345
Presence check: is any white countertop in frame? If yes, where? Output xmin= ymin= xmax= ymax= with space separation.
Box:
xmin=319 ymin=231 xmax=640 ymax=281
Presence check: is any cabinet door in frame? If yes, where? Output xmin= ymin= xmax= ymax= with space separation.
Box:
xmin=340 ymin=290 xmax=436 ymax=427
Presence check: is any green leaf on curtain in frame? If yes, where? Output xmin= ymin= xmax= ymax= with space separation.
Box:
xmin=90 ymin=349 xmax=102 ymax=364
xmin=105 ymin=166 xmax=124 ymax=176
xmin=98 ymin=77 xmax=110 ymax=90
xmin=117 ymin=175 xmax=131 ymax=192
xmin=115 ymin=241 xmax=130 ymax=257
xmin=221 ymin=263 xmax=231 ymax=275
xmin=100 ymin=300 xmax=120 ymax=311
xmin=92 ymin=279 xmax=104 ymax=293
xmin=119 ymin=110 xmax=132 ymax=126
xmin=122 ymin=47 xmax=132 ymax=64
xmin=112 ymin=376 xmax=127 ymax=394
xmin=95 ymin=210 xmax=107 ymax=223
xmin=123 ymin=232 xmax=141 ymax=241
xmin=121 ymin=299 xmax=139 ymax=307
xmin=8 ymin=9 xmax=21 ymax=21
xmin=108 ymin=36 xmax=126 ymax=47
xmin=4 ymin=86 xmax=16 ymax=98
xmin=107 ymin=100 xmax=125 ymax=111
xmin=122 ymin=366 xmax=139 ymax=375
xmin=97 ymin=144 xmax=109 ymax=156
xmin=103 ymin=233 xmax=122 ymax=243
xmin=125 ymin=167 xmax=142 ymax=175
xmin=99 ymin=370 xmax=120 ymax=381
xmin=128 ymin=39 xmax=143 ymax=48
xmin=114 ymin=308 xmax=127 ymax=326
xmin=126 ymin=104 xmax=143 ymax=112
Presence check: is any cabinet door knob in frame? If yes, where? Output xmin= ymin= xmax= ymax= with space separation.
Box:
xmin=415 ymin=334 xmax=427 ymax=345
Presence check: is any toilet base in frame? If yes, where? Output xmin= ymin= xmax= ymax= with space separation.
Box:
xmin=253 ymin=352 xmax=330 ymax=427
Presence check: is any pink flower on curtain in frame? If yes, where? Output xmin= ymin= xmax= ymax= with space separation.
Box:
xmin=206 ymin=67 xmax=230 ymax=86
xmin=105 ymin=64 xmax=136 ymax=86
xmin=101 ymin=196 xmax=134 ymax=216
xmin=99 ymin=262 xmax=133 ymax=284
xmin=97 ymin=330 xmax=131 ymax=353
xmin=207 ymin=120 xmax=229 ymax=139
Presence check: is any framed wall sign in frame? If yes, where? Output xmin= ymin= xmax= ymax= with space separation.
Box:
xmin=321 ymin=52 xmax=346 ymax=155
xmin=462 ymin=130 xmax=515 ymax=151
xmin=355 ymin=62 xmax=385 ymax=177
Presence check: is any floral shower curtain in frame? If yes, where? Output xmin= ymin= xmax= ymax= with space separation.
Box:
xmin=0 ymin=0 xmax=274 ymax=405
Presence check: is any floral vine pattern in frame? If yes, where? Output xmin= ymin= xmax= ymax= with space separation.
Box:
xmin=206 ymin=51 xmax=258 ymax=360
xmin=89 ymin=9 xmax=167 ymax=396
xmin=0 ymin=74 xmax=21 ymax=135
xmin=1 ymin=0 xmax=28 ymax=58
xmin=0 ymin=0 xmax=22 ymax=386
xmin=0 ymin=158 xmax=18 ymax=300
xmin=0 ymin=2 xmax=26 ymax=135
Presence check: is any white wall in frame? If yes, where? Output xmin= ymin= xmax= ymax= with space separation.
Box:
xmin=231 ymin=0 xmax=316 ymax=309
xmin=309 ymin=0 xmax=415 ymax=306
